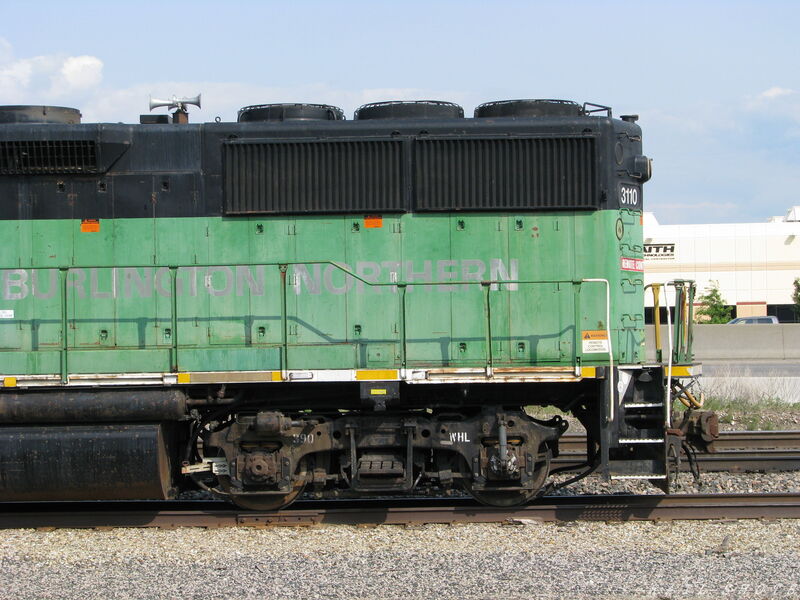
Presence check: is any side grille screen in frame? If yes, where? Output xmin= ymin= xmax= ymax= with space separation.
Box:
xmin=0 ymin=140 xmax=97 ymax=175
xmin=415 ymin=137 xmax=597 ymax=210
xmin=224 ymin=140 xmax=405 ymax=214
xmin=223 ymin=136 xmax=597 ymax=214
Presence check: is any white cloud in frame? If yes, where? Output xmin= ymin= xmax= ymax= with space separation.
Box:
xmin=745 ymin=86 xmax=800 ymax=118
xmin=0 ymin=38 xmax=103 ymax=105
xmin=758 ymin=86 xmax=795 ymax=100
xmin=53 ymin=55 xmax=103 ymax=94
xmin=0 ymin=38 xmax=471 ymax=121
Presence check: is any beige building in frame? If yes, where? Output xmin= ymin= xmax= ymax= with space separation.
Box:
xmin=643 ymin=206 xmax=800 ymax=321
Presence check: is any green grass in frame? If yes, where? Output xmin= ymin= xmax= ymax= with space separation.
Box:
xmin=700 ymin=395 xmax=800 ymax=430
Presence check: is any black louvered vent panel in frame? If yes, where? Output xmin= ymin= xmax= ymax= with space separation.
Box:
xmin=415 ymin=137 xmax=597 ymax=210
xmin=0 ymin=140 xmax=97 ymax=175
xmin=224 ymin=140 xmax=405 ymax=214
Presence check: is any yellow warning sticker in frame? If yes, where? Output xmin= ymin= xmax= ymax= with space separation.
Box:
xmin=582 ymin=330 xmax=610 ymax=353
xmin=582 ymin=330 xmax=608 ymax=340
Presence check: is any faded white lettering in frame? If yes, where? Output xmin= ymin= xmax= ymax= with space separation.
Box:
xmin=2 ymin=269 xmax=28 ymax=300
xmin=293 ymin=264 xmax=321 ymax=295
xmin=32 ymin=270 xmax=57 ymax=299
xmin=436 ymin=260 xmax=458 ymax=292
xmin=0 ymin=259 xmax=523 ymax=301
xmin=490 ymin=258 xmax=519 ymax=291
xmin=236 ymin=265 xmax=265 ymax=297
xmin=206 ymin=266 xmax=233 ymax=297
xmin=323 ymin=263 xmax=354 ymax=295
xmin=67 ymin=269 xmax=87 ymax=299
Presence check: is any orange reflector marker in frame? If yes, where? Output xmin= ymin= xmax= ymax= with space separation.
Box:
xmin=364 ymin=215 xmax=383 ymax=228
xmin=271 ymin=371 xmax=283 ymax=382
xmin=80 ymin=219 xmax=100 ymax=232
xmin=177 ymin=373 xmax=191 ymax=384
xmin=3 ymin=377 xmax=17 ymax=387
xmin=356 ymin=369 xmax=398 ymax=380
xmin=580 ymin=367 xmax=597 ymax=378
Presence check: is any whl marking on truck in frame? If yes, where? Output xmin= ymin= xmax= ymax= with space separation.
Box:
xmin=449 ymin=432 xmax=471 ymax=442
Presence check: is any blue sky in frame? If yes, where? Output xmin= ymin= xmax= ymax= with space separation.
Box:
xmin=2 ymin=0 xmax=799 ymax=224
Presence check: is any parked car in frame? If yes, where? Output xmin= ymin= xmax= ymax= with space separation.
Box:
xmin=726 ymin=316 xmax=779 ymax=324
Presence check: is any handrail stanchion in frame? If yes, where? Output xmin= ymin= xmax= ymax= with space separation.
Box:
xmin=686 ymin=283 xmax=696 ymax=360
xmin=59 ymin=267 xmax=69 ymax=384
xmin=665 ymin=284 xmax=674 ymax=428
xmin=279 ymin=265 xmax=288 ymax=380
xmin=573 ymin=282 xmax=582 ymax=371
xmin=482 ymin=282 xmax=493 ymax=378
xmin=682 ymin=285 xmax=690 ymax=362
xmin=398 ymin=284 xmax=408 ymax=378
xmin=169 ymin=266 xmax=179 ymax=372
xmin=672 ymin=283 xmax=684 ymax=364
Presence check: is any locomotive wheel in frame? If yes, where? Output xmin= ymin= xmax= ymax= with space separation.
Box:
xmin=228 ymin=459 xmax=308 ymax=511
xmin=464 ymin=448 xmax=551 ymax=507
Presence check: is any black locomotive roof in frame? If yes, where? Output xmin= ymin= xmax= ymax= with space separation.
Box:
xmin=0 ymin=101 xmax=647 ymax=220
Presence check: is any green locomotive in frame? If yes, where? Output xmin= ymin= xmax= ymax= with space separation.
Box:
xmin=0 ymin=99 xmax=715 ymax=508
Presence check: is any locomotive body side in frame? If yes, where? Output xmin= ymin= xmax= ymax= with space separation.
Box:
xmin=0 ymin=102 xmax=708 ymax=507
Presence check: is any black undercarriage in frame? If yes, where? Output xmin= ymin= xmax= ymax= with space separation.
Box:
xmin=0 ymin=372 xmax=718 ymax=508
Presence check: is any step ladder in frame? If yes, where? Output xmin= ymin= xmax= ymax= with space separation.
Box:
xmin=606 ymin=280 xmax=697 ymax=484
xmin=609 ymin=393 xmax=667 ymax=481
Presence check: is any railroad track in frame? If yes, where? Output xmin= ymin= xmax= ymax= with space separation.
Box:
xmin=1 ymin=430 xmax=797 ymax=530
xmin=2 ymin=494 xmax=799 ymax=529
xmin=557 ymin=430 xmax=800 ymax=472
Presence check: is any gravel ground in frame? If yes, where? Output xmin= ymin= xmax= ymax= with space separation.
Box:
xmin=1 ymin=517 xmax=798 ymax=599
xmin=5 ymin=384 xmax=800 ymax=600
xmin=2 ymin=470 xmax=800 ymax=600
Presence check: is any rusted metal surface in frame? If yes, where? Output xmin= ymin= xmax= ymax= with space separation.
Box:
xmin=1 ymin=494 xmax=799 ymax=529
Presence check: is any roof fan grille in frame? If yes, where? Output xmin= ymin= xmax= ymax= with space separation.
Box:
xmin=237 ymin=103 xmax=345 ymax=122
xmin=354 ymin=100 xmax=464 ymax=120
xmin=474 ymin=99 xmax=584 ymax=118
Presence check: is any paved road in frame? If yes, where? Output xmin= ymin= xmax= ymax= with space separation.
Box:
xmin=702 ymin=361 xmax=800 ymax=377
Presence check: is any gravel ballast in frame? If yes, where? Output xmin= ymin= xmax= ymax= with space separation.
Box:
xmin=2 ymin=469 xmax=800 ymax=600
xmin=1 ymin=517 xmax=798 ymax=599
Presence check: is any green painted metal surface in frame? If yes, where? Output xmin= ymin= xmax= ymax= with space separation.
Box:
xmin=0 ymin=209 xmax=644 ymax=375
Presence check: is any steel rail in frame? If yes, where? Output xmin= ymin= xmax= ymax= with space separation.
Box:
xmin=555 ymin=430 xmax=800 ymax=472
xmin=552 ymin=449 xmax=800 ymax=473
xmin=1 ymin=494 xmax=799 ymax=529
xmin=558 ymin=430 xmax=800 ymax=452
